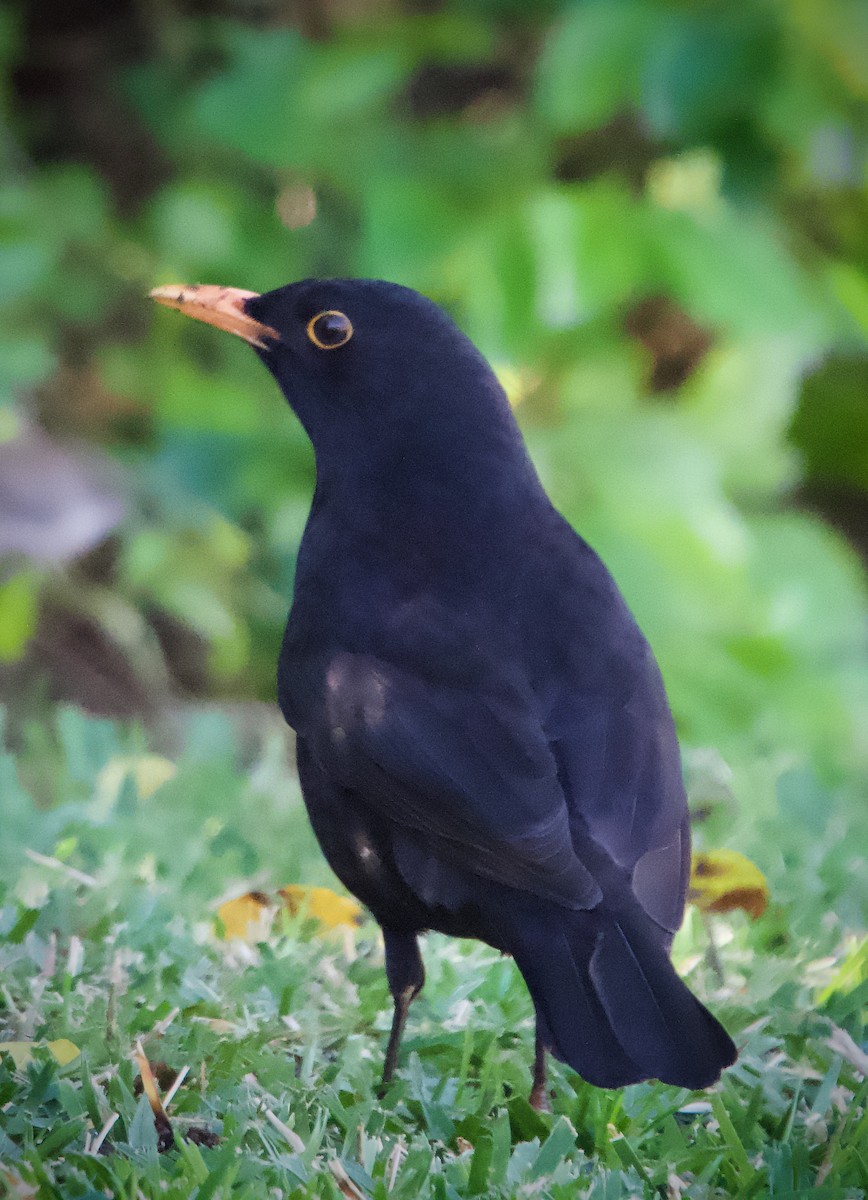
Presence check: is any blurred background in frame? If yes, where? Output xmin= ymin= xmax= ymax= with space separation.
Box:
xmin=1 ymin=0 xmax=867 ymax=919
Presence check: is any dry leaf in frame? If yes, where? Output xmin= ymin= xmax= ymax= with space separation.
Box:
xmin=826 ymin=1024 xmax=868 ymax=1077
xmin=217 ymin=890 xmax=274 ymax=940
xmin=329 ymin=1158 xmax=367 ymax=1200
xmin=134 ymin=1040 xmax=174 ymax=1151
xmin=279 ymin=885 xmax=363 ymax=931
xmin=1 ymin=1168 xmax=37 ymax=1199
xmin=217 ymin=884 xmax=363 ymax=940
xmin=0 ymin=1038 xmax=80 ymax=1068
xmin=689 ymin=848 xmax=769 ymax=919
xmin=264 ymin=1107 xmax=306 ymax=1153
xmin=98 ymin=755 xmax=177 ymax=805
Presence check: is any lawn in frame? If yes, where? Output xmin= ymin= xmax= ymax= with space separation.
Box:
xmin=1 ymin=706 xmax=866 ymax=1198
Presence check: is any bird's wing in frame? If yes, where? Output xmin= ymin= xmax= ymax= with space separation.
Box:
xmin=533 ymin=549 xmax=691 ymax=936
xmin=312 ymin=650 xmax=602 ymax=910
xmin=546 ymin=675 xmax=690 ymax=935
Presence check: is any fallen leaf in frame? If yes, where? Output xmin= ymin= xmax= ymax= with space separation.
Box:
xmin=1 ymin=1168 xmax=37 ymax=1200
xmin=689 ymin=848 xmax=769 ymax=919
xmin=98 ymin=755 xmax=177 ymax=805
xmin=279 ymin=885 xmax=364 ymax=931
xmin=134 ymin=1040 xmax=174 ymax=1151
xmin=668 ymin=1172 xmax=689 ymax=1200
xmin=217 ymin=885 xmax=364 ymax=941
xmin=0 ymin=1038 xmax=80 ymax=1068
xmin=329 ymin=1158 xmax=367 ymax=1200
xmin=217 ymin=890 xmax=275 ymax=941
xmin=187 ymin=1126 xmax=221 ymax=1147
xmin=264 ymin=1107 xmax=306 ymax=1153
xmin=46 ymin=1038 xmax=82 ymax=1066
xmin=199 ymin=1018 xmax=236 ymax=1034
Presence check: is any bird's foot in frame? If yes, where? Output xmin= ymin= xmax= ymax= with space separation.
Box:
xmin=529 ymin=1082 xmax=553 ymax=1112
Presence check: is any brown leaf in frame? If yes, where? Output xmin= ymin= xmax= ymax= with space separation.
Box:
xmin=134 ymin=1040 xmax=174 ymax=1151
xmin=689 ymin=849 xmax=769 ymax=919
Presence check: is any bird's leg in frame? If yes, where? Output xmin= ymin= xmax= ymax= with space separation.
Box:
xmin=529 ymin=1024 xmax=552 ymax=1112
xmin=381 ymin=929 xmax=425 ymax=1084
xmin=383 ymin=985 xmax=415 ymax=1084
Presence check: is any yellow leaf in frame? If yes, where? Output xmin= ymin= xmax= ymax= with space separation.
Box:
xmin=279 ymin=885 xmax=364 ymax=931
xmin=98 ymin=755 xmax=177 ymax=804
xmin=689 ymin=849 xmax=769 ymax=919
xmin=0 ymin=1038 xmax=80 ymax=1068
xmin=49 ymin=1038 xmax=81 ymax=1065
xmin=216 ymin=885 xmax=364 ymax=941
xmin=216 ymin=890 xmax=274 ymax=940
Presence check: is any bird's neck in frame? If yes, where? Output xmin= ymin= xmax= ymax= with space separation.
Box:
xmin=311 ymin=414 xmax=544 ymax=541
xmin=294 ymin=414 xmax=547 ymax=622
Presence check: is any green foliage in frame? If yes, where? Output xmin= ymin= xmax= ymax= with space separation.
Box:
xmin=3 ymin=0 xmax=867 ymax=763
xmin=535 ymin=0 xmax=655 ymax=134
xmin=790 ymin=356 xmax=868 ymax=490
xmin=0 ymin=571 xmax=38 ymax=661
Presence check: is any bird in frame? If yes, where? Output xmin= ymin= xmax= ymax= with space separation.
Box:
xmin=151 ymin=278 xmax=737 ymax=1105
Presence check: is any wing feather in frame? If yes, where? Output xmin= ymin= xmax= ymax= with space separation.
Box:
xmin=313 ymin=650 xmax=602 ymax=910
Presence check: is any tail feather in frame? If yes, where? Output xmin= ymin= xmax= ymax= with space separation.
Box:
xmin=511 ymin=909 xmax=736 ymax=1090
xmin=513 ymin=922 xmax=642 ymax=1088
xmin=589 ymin=918 xmax=737 ymax=1089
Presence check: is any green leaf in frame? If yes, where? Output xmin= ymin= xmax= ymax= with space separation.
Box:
xmin=127 ymin=1094 xmax=159 ymax=1154
xmin=528 ymin=183 xmax=649 ymax=326
xmin=535 ymin=0 xmax=653 ymax=134
xmin=192 ymin=28 xmax=307 ymax=166
xmin=711 ymin=1091 xmax=756 ymax=1183
xmin=641 ymin=9 xmax=777 ymax=141
xmin=648 ymin=204 xmax=825 ymax=338
xmin=790 ymin=354 xmax=868 ymax=489
xmin=149 ymin=183 xmax=237 ymax=271
xmin=0 ymin=241 xmax=54 ymax=307
xmin=0 ymin=572 xmax=38 ymax=662
xmin=356 ymin=177 xmax=463 ymax=284
xmin=530 ymin=1116 xmax=579 ymax=1179
xmin=466 ymin=1132 xmax=492 ymax=1194
xmin=0 ymin=335 xmax=55 ymax=393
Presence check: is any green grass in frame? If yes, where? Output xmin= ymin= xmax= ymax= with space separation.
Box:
xmin=1 ymin=707 xmax=866 ymax=1198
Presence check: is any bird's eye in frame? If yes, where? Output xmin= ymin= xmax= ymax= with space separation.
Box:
xmin=306 ymin=310 xmax=353 ymax=350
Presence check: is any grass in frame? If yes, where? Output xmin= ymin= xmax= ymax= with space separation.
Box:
xmin=0 ymin=706 xmax=866 ymax=1198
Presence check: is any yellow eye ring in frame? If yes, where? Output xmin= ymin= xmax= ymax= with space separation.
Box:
xmin=306 ymin=310 xmax=353 ymax=350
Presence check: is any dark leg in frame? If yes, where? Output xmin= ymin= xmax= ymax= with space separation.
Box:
xmin=529 ymin=1022 xmax=552 ymax=1112
xmin=381 ymin=929 xmax=425 ymax=1084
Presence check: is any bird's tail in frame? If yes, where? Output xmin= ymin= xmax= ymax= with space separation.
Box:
xmin=510 ymin=908 xmax=737 ymax=1090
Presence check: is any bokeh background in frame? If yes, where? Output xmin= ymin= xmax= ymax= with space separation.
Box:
xmin=2 ymin=0 xmax=868 ymax=914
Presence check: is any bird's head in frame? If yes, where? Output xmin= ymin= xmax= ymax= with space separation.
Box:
xmin=150 ymin=278 xmax=524 ymax=477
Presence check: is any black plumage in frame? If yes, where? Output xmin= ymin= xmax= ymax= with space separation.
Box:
xmin=152 ymin=277 xmax=737 ymax=1098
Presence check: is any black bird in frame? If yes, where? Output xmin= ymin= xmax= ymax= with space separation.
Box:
xmin=151 ymin=279 xmax=737 ymax=1102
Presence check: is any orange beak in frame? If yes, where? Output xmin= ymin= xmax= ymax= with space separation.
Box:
xmin=149 ymin=284 xmax=279 ymax=350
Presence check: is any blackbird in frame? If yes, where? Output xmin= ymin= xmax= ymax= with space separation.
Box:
xmin=151 ymin=279 xmax=737 ymax=1102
